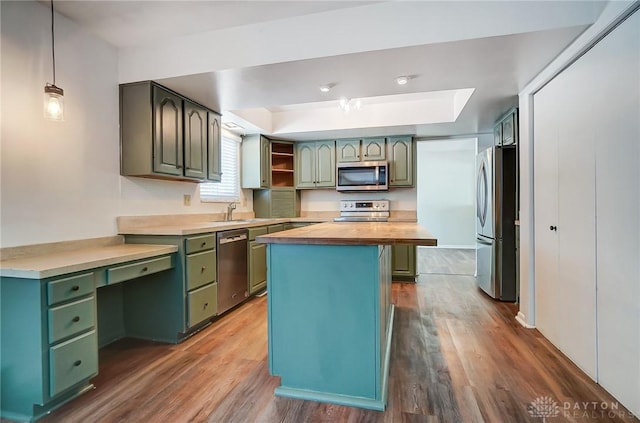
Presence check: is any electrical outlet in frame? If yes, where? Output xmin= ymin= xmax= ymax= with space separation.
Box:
xmin=183 ymin=194 xmax=191 ymax=206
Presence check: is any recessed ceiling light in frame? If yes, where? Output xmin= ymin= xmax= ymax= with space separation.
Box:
xmin=319 ymin=85 xmax=331 ymax=93
xmin=396 ymin=76 xmax=409 ymax=86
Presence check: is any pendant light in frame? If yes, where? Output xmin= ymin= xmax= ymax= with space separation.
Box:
xmin=43 ymin=0 xmax=64 ymax=121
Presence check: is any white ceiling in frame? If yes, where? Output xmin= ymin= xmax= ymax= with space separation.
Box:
xmin=49 ymin=0 xmax=608 ymax=140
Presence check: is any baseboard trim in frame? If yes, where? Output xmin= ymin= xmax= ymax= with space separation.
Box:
xmin=516 ymin=311 xmax=535 ymax=329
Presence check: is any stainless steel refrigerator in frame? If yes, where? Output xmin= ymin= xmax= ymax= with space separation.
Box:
xmin=476 ymin=146 xmax=517 ymax=301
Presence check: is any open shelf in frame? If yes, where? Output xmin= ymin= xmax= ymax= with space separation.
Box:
xmin=271 ymin=141 xmax=295 ymax=187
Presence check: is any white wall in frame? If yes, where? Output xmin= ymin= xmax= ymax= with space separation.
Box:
xmin=416 ymin=139 xmax=476 ymax=248
xmin=0 ymin=1 xmax=251 ymax=248
xmin=301 ymin=188 xmax=416 ymax=213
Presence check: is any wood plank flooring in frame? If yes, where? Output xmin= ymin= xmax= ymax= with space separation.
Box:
xmin=13 ymin=249 xmax=637 ymax=423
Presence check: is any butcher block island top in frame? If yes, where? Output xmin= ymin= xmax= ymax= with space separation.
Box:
xmin=256 ymin=221 xmax=437 ymax=246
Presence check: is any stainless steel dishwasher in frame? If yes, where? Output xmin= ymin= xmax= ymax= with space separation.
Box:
xmin=217 ymin=228 xmax=248 ymax=314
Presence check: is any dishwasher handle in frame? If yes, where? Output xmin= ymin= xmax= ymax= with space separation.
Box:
xmin=219 ymin=234 xmax=248 ymax=244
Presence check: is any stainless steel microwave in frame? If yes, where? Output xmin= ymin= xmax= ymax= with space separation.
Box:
xmin=336 ymin=161 xmax=388 ymax=192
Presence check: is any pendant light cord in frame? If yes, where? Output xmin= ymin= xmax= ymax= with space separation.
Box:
xmin=50 ymin=0 xmax=56 ymax=86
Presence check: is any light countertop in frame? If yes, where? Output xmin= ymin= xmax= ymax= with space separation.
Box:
xmin=0 ymin=243 xmax=178 ymax=279
xmin=256 ymin=222 xmax=437 ymax=246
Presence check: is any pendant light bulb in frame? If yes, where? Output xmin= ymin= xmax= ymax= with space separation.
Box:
xmin=44 ymin=0 xmax=64 ymax=121
xmin=44 ymin=84 xmax=64 ymax=121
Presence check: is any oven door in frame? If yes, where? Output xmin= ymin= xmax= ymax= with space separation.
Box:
xmin=337 ymin=162 xmax=388 ymax=191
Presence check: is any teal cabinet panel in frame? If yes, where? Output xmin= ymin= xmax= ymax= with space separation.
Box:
xmin=48 ymin=296 xmax=96 ymax=343
xmin=336 ymin=139 xmax=361 ymax=162
xmin=47 ymin=272 xmax=94 ymax=305
xmin=387 ymin=136 xmax=414 ymax=187
xmin=187 ymin=283 xmax=217 ymax=327
xmin=186 ymin=250 xmax=216 ymax=290
xmin=207 ymin=111 xmax=222 ymax=182
xmin=268 ymin=244 xmax=393 ymax=410
xmin=106 ymin=255 xmax=174 ymax=285
xmin=49 ymin=330 xmax=98 ymax=397
xmin=362 ymin=137 xmax=386 ymax=160
xmin=183 ymin=100 xmax=208 ymax=179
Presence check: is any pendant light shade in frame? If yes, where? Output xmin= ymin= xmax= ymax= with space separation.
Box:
xmin=44 ymin=0 xmax=64 ymax=121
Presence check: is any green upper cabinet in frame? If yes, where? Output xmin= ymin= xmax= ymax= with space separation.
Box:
xmin=242 ymin=135 xmax=271 ymax=189
xmin=361 ymin=137 xmax=386 ymax=161
xmin=337 ymin=138 xmax=385 ymax=162
xmin=119 ymin=81 xmax=221 ymax=182
xmin=494 ymin=108 xmax=518 ymax=146
xmin=295 ymin=140 xmax=336 ymax=189
xmin=207 ymin=111 xmax=222 ymax=182
xmin=336 ymin=139 xmax=361 ymax=162
xmin=153 ymin=86 xmax=183 ymax=176
xmin=183 ymin=100 xmax=207 ymax=179
xmin=494 ymin=122 xmax=503 ymax=147
xmin=387 ymin=136 xmax=414 ymax=187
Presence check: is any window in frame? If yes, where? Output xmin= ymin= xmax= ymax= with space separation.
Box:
xmin=200 ymin=134 xmax=241 ymax=202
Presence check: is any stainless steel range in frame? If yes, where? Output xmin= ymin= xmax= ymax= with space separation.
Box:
xmin=333 ymin=199 xmax=390 ymax=222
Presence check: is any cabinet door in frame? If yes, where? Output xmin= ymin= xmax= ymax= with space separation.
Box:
xmin=295 ymin=142 xmax=316 ymax=188
xmin=315 ymin=141 xmax=336 ymax=187
xmin=362 ymin=138 xmax=386 ymax=161
xmin=391 ymin=245 xmax=416 ymax=278
xmin=153 ymin=86 xmax=183 ymax=176
xmin=336 ymin=139 xmax=361 ymax=162
xmin=207 ymin=112 xmax=222 ymax=182
xmin=387 ymin=136 xmax=413 ymax=186
xmin=494 ymin=123 xmax=502 ymax=146
xmin=183 ymin=100 xmax=207 ymax=179
xmin=502 ymin=113 xmax=516 ymax=146
xmin=260 ymin=136 xmax=271 ymax=187
xmin=249 ymin=241 xmax=267 ymax=294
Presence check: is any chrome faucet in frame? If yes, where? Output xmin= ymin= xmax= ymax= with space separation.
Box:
xmin=226 ymin=202 xmax=237 ymax=221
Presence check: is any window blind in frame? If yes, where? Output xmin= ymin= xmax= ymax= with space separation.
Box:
xmin=200 ymin=135 xmax=240 ymax=202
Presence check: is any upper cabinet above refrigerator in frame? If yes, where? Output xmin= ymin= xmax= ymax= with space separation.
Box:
xmin=494 ymin=108 xmax=519 ymax=147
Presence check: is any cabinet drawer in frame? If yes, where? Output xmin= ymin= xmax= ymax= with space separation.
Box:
xmin=267 ymin=224 xmax=285 ymax=233
xmin=107 ymin=255 xmax=173 ymax=285
xmin=248 ymin=226 xmax=268 ymax=241
xmin=49 ymin=330 xmax=98 ymax=397
xmin=186 ymin=250 xmax=216 ymax=291
xmin=47 ymin=273 xmax=94 ymax=306
xmin=185 ymin=234 xmax=216 ymax=254
xmin=188 ymin=283 xmax=217 ymax=327
xmin=48 ymin=297 xmax=96 ymax=344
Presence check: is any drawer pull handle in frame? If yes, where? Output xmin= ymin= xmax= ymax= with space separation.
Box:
xmin=201 ymin=242 xmax=207 ymax=247
xmin=71 ymin=285 xmax=80 ymax=291
xmin=201 ymin=266 xmax=206 ymax=272
xmin=74 ymin=360 xmax=82 ymax=367
xmin=204 ymin=302 xmax=208 ymax=309
xmin=72 ymin=316 xmax=80 ymax=322
xmin=141 ymin=267 xmax=148 ymax=272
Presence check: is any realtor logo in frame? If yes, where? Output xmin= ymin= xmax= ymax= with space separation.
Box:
xmin=528 ymin=396 xmax=561 ymax=421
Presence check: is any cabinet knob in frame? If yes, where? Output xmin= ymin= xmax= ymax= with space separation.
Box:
xmin=201 ymin=266 xmax=206 ymax=272
xmin=72 ymin=316 xmax=80 ymax=322
xmin=141 ymin=266 xmax=148 ymax=272
xmin=364 ymin=154 xmax=368 ymax=157
xmin=204 ymin=302 xmax=208 ymax=308
xmin=201 ymin=242 xmax=207 ymax=247
xmin=549 ymin=225 xmax=557 ymax=231
xmin=71 ymin=285 xmax=80 ymax=291
xmin=74 ymin=360 xmax=82 ymax=367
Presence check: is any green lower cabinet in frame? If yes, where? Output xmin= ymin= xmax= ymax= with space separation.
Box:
xmin=49 ymin=330 xmax=99 ymax=397
xmin=249 ymin=241 xmax=267 ymax=294
xmin=392 ymin=245 xmax=416 ymax=281
xmin=187 ymin=283 xmax=218 ymax=327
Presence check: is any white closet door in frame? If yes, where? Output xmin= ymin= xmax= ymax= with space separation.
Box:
xmin=533 ymin=88 xmax=560 ymax=348
xmin=594 ymin=11 xmax=640 ymax=416
xmin=554 ymin=44 xmax=597 ymax=380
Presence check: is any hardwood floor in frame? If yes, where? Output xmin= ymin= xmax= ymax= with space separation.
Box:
xmin=417 ymin=247 xmax=475 ymax=276
xmin=19 ymin=250 xmax=637 ymax=423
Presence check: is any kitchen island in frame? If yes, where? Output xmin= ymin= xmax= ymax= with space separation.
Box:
xmin=256 ymin=222 xmax=437 ymax=410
